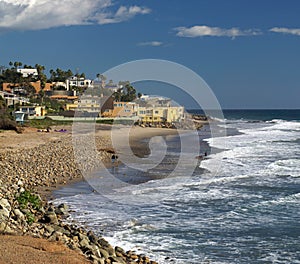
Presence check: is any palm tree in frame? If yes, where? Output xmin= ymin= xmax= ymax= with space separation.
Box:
xmin=13 ymin=61 xmax=22 ymax=69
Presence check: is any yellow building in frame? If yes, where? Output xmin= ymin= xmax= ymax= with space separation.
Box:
xmin=104 ymin=101 xmax=138 ymax=117
xmin=138 ymin=106 xmax=184 ymax=124
xmin=19 ymin=105 xmax=47 ymax=116
xmin=65 ymin=102 xmax=79 ymax=111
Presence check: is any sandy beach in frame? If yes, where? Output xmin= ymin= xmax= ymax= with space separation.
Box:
xmin=0 ymin=124 xmax=184 ymax=264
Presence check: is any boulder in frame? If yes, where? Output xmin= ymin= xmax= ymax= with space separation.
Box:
xmin=55 ymin=203 xmax=69 ymax=215
xmin=99 ymin=248 xmax=109 ymax=259
xmin=13 ymin=209 xmax=25 ymax=220
xmin=43 ymin=211 xmax=59 ymax=225
xmin=0 ymin=198 xmax=11 ymax=220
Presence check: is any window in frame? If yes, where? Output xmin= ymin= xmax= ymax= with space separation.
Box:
xmin=155 ymin=110 xmax=159 ymax=114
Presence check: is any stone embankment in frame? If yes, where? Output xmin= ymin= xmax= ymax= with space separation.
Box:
xmin=0 ymin=134 xmax=158 ymax=264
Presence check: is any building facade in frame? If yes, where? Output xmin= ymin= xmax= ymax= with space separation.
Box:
xmin=138 ymin=106 xmax=184 ymax=124
xmin=66 ymin=76 xmax=92 ymax=90
xmin=103 ymin=101 xmax=138 ymax=117
xmin=18 ymin=105 xmax=47 ymax=116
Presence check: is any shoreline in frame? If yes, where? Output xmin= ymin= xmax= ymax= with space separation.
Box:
xmin=0 ymin=124 xmax=192 ymax=264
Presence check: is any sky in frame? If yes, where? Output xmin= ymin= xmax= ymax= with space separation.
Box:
xmin=0 ymin=0 xmax=300 ymax=109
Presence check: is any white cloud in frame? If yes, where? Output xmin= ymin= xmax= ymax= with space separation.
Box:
xmin=137 ymin=41 xmax=163 ymax=47
xmin=0 ymin=0 xmax=151 ymax=31
xmin=175 ymin=25 xmax=261 ymax=38
xmin=95 ymin=5 xmax=151 ymax=25
xmin=270 ymin=27 xmax=300 ymax=36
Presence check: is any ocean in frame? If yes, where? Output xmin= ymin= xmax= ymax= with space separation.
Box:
xmin=53 ymin=109 xmax=300 ymax=264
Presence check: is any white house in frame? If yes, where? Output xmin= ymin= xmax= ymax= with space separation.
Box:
xmin=17 ymin=69 xmax=38 ymax=78
xmin=66 ymin=76 xmax=92 ymax=90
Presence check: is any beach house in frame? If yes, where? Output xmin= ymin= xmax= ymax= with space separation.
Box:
xmin=102 ymin=101 xmax=138 ymax=118
xmin=18 ymin=105 xmax=47 ymax=117
xmin=138 ymin=106 xmax=184 ymax=124
xmin=135 ymin=95 xmax=185 ymax=124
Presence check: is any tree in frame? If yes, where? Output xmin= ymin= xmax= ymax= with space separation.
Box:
xmin=0 ymin=68 xmax=23 ymax=83
xmin=113 ymin=83 xmax=137 ymax=102
xmin=38 ymin=89 xmax=45 ymax=105
xmin=13 ymin=61 xmax=22 ymax=69
xmin=113 ymin=89 xmax=122 ymax=102
xmin=49 ymin=68 xmax=74 ymax=82
xmin=35 ymin=64 xmax=47 ymax=88
xmin=0 ymin=95 xmax=19 ymax=131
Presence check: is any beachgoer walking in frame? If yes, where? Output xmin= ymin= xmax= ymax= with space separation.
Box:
xmin=111 ymin=154 xmax=116 ymax=165
xmin=111 ymin=154 xmax=119 ymax=167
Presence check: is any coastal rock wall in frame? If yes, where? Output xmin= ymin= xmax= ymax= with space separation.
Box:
xmin=0 ymin=134 xmax=112 ymax=197
xmin=0 ymin=134 xmax=158 ymax=263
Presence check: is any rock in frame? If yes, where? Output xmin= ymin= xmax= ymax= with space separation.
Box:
xmin=44 ymin=225 xmax=55 ymax=234
xmin=0 ymin=198 xmax=11 ymax=220
xmin=98 ymin=258 xmax=105 ymax=264
xmin=52 ymin=225 xmax=70 ymax=236
xmin=99 ymin=248 xmax=110 ymax=259
xmin=42 ymin=211 xmax=59 ymax=225
xmin=13 ymin=209 xmax=25 ymax=221
xmin=78 ymin=232 xmax=88 ymax=241
xmin=0 ymin=198 xmax=11 ymax=211
xmin=79 ymin=237 xmax=90 ymax=248
xmin=87 ymin=231 xmax=98 ymax=243
xmin=115 ymin=246 xmax=125 ymax=254
xmin=55 ymin=203 xmax=69 ymax=215
xmin=89 ymin=255 xmax=102 ymax=264
xmin=18 ymin=187 xmax=25 ymax=193
xmin=128 ymin=253 xmax=138 ymax=260
xmin=0 ymin=222 xmax=15 ymax=234
xmin=114 ymin=257 xmax=126 ymax=264
xmin=17 ymin=179 xmax=23 ymax=186
xmin=105 ymin=245 xmax=115 ymax=256
xmin=98 ymin=237 xmax=110 ymax=247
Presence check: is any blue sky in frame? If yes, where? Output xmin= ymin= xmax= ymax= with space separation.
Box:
xmin=0 ymin=0 xmax=300 ymax=109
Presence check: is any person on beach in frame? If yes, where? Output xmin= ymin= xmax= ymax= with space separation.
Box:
xmin=111 ymin=154 xmax=119 ymax=166
xmin=111 ymin=154 xmax=116 ymax=165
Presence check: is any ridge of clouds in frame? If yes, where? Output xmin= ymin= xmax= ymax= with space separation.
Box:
xmin=174 ymin=25 xmax=261 ymax=38
xmin=0 ymin=0 xmax=151 ymax=31
xmin=269 ymin=27 xmax=300 ymax=36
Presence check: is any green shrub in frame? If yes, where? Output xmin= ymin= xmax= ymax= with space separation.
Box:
xmin=16 ymin=190 xmax=42 ymax=210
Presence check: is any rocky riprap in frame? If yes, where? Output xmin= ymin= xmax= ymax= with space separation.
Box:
xmin=0 ymin=135 xmax=158 ymax=264
xmin=0 ymin=134 xmax=112 ymax=193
